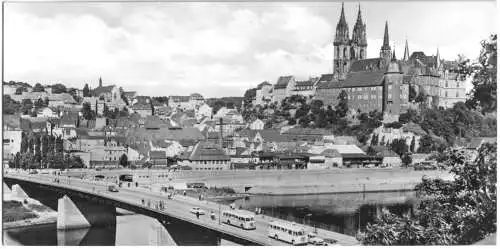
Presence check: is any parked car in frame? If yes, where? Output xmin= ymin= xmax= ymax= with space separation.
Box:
xmin=190 ymin=207 xmax=206 ymax=215
xmin=307 ymin=232 xmax=326 ymax=245
xmin=414 ymin=162 xmax=437 ymax=171
xmin=107 ymin=185 xmax=119 ymax=192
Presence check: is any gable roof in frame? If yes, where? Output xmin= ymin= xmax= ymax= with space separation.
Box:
xmin=294 ymin=80 xmax=315 ymax=87
xmin=257 ymin=81 xmax=272 ymax=90
xmin=274 ymin=76 xmax=293 ymax=89
xmin=336 ymin=71 xmax=385 ymax=88
xmin=188 ymin=141 xmax=230 ymax=161
xmin=318 ymin=74 xmax=334 ymax=83
xmin=169 ymin=96 xmax=190 ymax=102
xmin=350 ymin=58 xmax=386 ymax=72
xmin=150 ymin=150 xmax=167 ymax=159
xmin=93 ymin=85 xmax=116 ymax=97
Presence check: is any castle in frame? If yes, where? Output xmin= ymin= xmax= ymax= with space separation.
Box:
xmin=253 ymin=3 xmax=467 ymax=116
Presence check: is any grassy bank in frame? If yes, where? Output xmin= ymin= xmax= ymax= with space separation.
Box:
xmin=2 ymin=200 xmax=39 ymax=222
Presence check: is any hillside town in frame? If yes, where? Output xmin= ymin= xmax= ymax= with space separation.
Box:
xmin=2 ymin=4 xmax=496 ymax=174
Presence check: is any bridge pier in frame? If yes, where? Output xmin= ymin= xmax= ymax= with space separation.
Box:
xmin=57 ymin=195 xmax=116 ymax=230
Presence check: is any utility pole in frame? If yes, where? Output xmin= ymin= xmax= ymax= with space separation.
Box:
xmin=218 ymin=203 xmax=221 ymax=225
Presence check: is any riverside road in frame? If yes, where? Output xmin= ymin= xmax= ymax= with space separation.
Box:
xmin=4 ymin=171 xmax=359 ymax=246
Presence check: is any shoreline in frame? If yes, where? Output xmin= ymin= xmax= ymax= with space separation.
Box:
xmin=3 ymin=216 xmax=57 ymax=230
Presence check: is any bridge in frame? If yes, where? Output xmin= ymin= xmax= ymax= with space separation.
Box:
xmin=3 ymin=170 xmax=359 ymax=246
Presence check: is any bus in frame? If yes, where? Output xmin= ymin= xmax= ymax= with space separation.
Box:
xmin=221 ymin=209 xmax=256 ymax=230
xmin=268 ymin=220 xmax=308 ymax=245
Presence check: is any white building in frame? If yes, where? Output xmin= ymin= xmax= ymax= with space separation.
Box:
xmin=254 ymin=81 xmax=273 ymax=106
xmin=196 ymin=103 xmax=213 ymax=120
xmin=249 ymin=119 xmax=264 ymax=130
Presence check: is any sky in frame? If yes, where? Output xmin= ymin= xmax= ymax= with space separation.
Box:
xmin=4 ymin=1 xmax=497 ymax=97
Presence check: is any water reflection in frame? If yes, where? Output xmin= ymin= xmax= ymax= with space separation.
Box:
xmin=222 ymin=191 xmax=417 ymax=236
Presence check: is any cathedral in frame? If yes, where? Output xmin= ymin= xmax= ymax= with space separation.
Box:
xmin=262 ymin=2 xmax=467 ymax=117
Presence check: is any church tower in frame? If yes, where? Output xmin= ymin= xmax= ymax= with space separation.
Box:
xmin=333 ymin=2 xmax=350 ymax=80
xmin=380 ymin=21 xmax=392 ymax=62
xmin=98 ymin=77 xmax=103 ymax=88
xmin=403 ymin=38 xmax=410 ymax=61
xmin=350 ymin=4 xmax=367 ymax=61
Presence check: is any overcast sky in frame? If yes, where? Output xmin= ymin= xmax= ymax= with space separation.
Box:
xmin=4 ymin=1 xmax=497 ymax=97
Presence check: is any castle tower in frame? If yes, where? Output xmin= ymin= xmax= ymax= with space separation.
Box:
xmin=333 ymin=2 xmax=350 ymax=79
xmin=403 ymin=38 xmax=410 ymax=61
xmin=351 ymin=3 xmax=367 ymax=61
xmin=380 ymin=21 xmax=392 ymax=62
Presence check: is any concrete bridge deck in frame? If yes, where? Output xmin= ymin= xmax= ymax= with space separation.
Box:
xmin=4 ymin=171 xmax=359 ymax=246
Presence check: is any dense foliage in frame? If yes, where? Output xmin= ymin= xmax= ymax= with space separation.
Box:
xmin=465 ymin=34 xmax=497 ymax=114
xmin=357 ymin=143 xmax=497 ymax=245
xmin=3 ymin=95 xmax=22 ymax=115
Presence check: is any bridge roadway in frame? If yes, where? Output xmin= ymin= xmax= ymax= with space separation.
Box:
xmin=4 ymin=171 xmax=359 ymax=246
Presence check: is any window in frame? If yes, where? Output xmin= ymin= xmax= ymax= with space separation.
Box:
xmin=456 ymin=91 xmax=459 ymax=97
xmin=388 ymin=85 xmax=393 ymax=91
xmin=445 ymin=91 xmax=448 ymax=97
xmin=388 ymin=94 xmax=392 ymax=99
xmin=457 ymin=82 xmax=460 ymax=88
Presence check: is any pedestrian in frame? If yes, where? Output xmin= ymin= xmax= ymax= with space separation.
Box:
xmin=196 ymin=212 xmax=200 ymax=219
xmin=142 ymin=199 xmax=145 ymax=205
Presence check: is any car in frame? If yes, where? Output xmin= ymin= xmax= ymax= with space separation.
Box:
xmin=307 ymin=232 xmax=326 ymax=245
xmin=190 ymin=207 xmax=206 ymax=215
xmin=107 ymin=185 xmax=119 ymax=192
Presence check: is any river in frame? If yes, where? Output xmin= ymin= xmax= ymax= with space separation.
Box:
xmin=3 ymin=191 xmax=417 ymax=245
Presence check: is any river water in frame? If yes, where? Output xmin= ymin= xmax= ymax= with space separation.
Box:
xmin=3 ymin=191 xmax=416 ymax=245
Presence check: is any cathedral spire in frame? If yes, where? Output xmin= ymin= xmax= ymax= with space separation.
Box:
xmin=99 ymin=77 xmax=102 ymax=87
xmin=382 ymin=21 xmax=390 ymax=49
xmin=403 ymin=38 xmax=410 ymax=61
xmin=334 ymin=2 xmax=349 ymax=45
xmin=380 ymin=21 xmax=392 ymax=61
xmin=392 ymin=47 xmax=396 ymax=61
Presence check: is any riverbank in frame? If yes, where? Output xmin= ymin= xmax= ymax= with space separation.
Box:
xmin=2 ymin=199 xmax=57 ymax=230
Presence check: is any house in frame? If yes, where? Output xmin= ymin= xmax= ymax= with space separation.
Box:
xmin=131 ymin=103 xmax=153 ymax=117
xmin=123 ymin=91 xmax=137 ymax=105
xmin=196 ymin=103 xmax=213 ymax=120
xmin=291 ymin=78 xmax=318 ymax=100
xmin=254 ymin=81 xmax=273 ymax=106
xmin=321 ymin=149 xmax=343 ymax=168
xmin=149 ymin=150 xmax=168 ymax=167
xmin=37 ymin=107 xmax=59 ymax=118
xmin=365 ymin=146 xmax=402 ymax=167
xmin=272 ymin=76 xmax=296 ymax=104
xmin=249 ymin=119 xmax=264 ymax=130
xmin=466 ymin=137 xmax=497 ymax=151
xmin=178 ymin=141 xmax=231 ymax=170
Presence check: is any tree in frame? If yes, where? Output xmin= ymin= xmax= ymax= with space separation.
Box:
xmin=32 ymin=83 xmax=45 ymax=92
xmin=410 ymin=136 xmax=416 ymax=153
xmin=366 ymin=146 xmax=377 ymax=156
xmin=15 ymin=87 xmax=27 ymax=95
xmin=34 ymin=98 xmax=46 ymax=109
xmin=390 ymin=138 xmax=408 ymax=157
xmin=3 ymin=95 xmax=22 ymax=115
xmin=310 ymin=100 xmax=324 ymax=114
xmin=81 ymin=102 xmax=95 ymax=120
xmin=465 ymin=34 xmax=497 ymax=113
xmin=21 ymin=99 xmax=33 ymax=115
xmin=83 ymin=83 xmax=91 ymax=97
xmin=370 ymin=134 xmax=379 ymax=146
xmin=119 ymin=154 xmax=129 ymax=167
xmin=335 ymin=90 xmax=349 ymax=118
xmin=51 ymin=83 xmax=67 ymax=94
xmin=401 ymin=152 xmax=412 ymax=167
xmin=358 ymin=143 xmax=496 ymax=245
xmin=243 ymin=88 xmax=257 ymax=107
